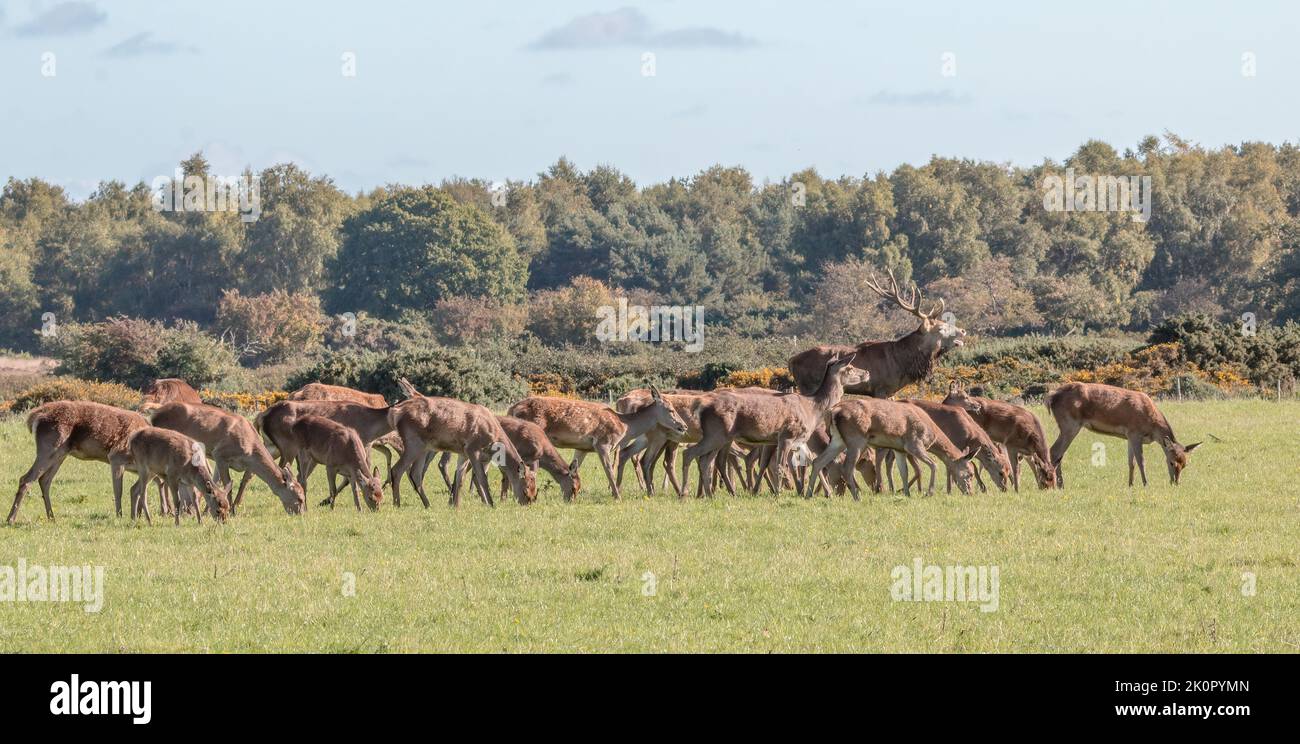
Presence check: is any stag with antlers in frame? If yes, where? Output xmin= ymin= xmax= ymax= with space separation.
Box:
xmin=788 ymin=268 xmax=965 ymax=398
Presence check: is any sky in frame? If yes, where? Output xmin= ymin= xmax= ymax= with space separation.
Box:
xmin=1 ymin=0 xmax=1297 ymax=199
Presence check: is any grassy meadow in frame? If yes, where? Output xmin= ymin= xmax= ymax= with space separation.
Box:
xmin=0 ymin=399 xmax=1297 ymax=653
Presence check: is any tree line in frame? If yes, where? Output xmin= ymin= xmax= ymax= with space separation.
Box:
xmin=4 ymin=133 xmax=1299 ymax=355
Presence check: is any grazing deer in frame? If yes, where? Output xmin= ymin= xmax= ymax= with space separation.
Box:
xmin=149 ymin=402 xmax=304 ymax=515
xmin=388 ymin=396 xmax=535 ymax=507
xmin=8 ymin=401 xmax=151 ymax=524
xmin=788 ymin=268 xmax=964 ymax=398
xmin=683 ymin=353 xmax=864 ymax=497
xmin=140 ymin=378 xmax=203 ymax=412
xmin=809 ymin=397 xmax=980 ymax=498
xmin=436 ymin=416 xmax=581 ymax=503
xmin=943 ymin=382 xmax=1056 ymax=489
xmin=257 ymin=398 xmax=397 ymax=498
xmin=126 ymin=427 xmax=231 ymax=525
xmin=1046 ymin=382 xmax=1201 ymax=487
xmin=905 ymin=399 xmax=1011 ymax=492
xmin=288 ymin=415 xmax=383 ymax=510
xmin=507 ymin=387 xmax=688 ymax=500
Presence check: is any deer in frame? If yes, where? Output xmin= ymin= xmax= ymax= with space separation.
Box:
xmin=140 ymin=378 xmax=203 ymax=413
xmin=257 ymin=398 xmax=398 ymax=502
xmin=682 ymin=353 xmax=864 ymax=498
xmin=808 ymin=397 xmax=980 ymax=499
xmin=432 ymin=416 xmax=581 ymax=504
xmin=8 ymin=401 xmax=153 ymax=524
xmin=126 ymin=427 xmax=231 ymax=525
xmin=613 ymin=389 xmax=747 ymax=498
xmin=387 ymin=395 xmax=535 ymax=507
xmin=788 ymin=268 xmax=964 ymax=398
xmin=904 ymin=398 xmax=1011 ymax=493
xmin=943 ymin=381 xmax=1057 ymax=490
xmin=288 ymin=415 xmax=384 ymax=511
xmin=507 ymin=387 xmax=688 ymax=500
xmin=149 ymin=402 xmax=305 ymax=515
xmin=1045 ymin=382 xmax=1201 ymax=487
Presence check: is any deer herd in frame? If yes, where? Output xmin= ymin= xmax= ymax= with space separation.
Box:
xmin=5 ymin=269 xmax=1203 ymax=526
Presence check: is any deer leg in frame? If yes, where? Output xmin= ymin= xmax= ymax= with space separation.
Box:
xmin=639 ymin=437 xmax=667 ymax=498
xmin=661 ymin=442 xmax=686 ymax=498
xmin=905 ymin=444 xmax=936 ymax=496
xmin=351 ymin=472 xmax=363 ymax=512
xmin=714 ymin=448 xmax=738 ymax=497
xmin=404 ymin=449 xmax=433 ymax=505
xmin=1010 ymin=451 xmax=1022 ymax=492
xmin=388 ymin=440 xmax=428 ymax=509
xmin=230 ymin=470 xmax=255 ymax=516
xmin=594 ymin=444 xmax=621 ymax=500
xmin=34 ymin=456 xmax=65 ymax=521
xmin=468 ymin=454 xmax=495 ymax=508
xmin=436 ymin=451 xmax=454 ymax=495
xmin=1131 ymin=435 xmax=1148 ymax=486
xmin=1048 ymin=419 xmax=1081 ymax=489
xmin=449 ymin=455 xmax=469 ymax=507
xmin=806 ymin=431 xmax=845 ymax=499
xmin=11 ymin=430 xmax=70 ymax=524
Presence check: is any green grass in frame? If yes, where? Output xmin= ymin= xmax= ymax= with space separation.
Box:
xmin=0 ymin=400 xmax=1297 ymax=652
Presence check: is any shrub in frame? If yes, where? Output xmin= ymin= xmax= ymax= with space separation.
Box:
xmin=217 ymin=289 xmax=325 ymax=364
xmin=526 ymin=277 xmax=613 ymax=346
xmin=430 ymin=296 xmax=528 ymax=345
xmin=288 ymin=346 xmax=527 ymax=407
xmin=42 ymin=317 xmax=236 ymax=389
xmin=9 ymin=377 xmax=143 ymax=412
xmin=716 ymin=367 xmax=795 ymax=390
xmin=199 ymin=389 xmax=288 ymax=413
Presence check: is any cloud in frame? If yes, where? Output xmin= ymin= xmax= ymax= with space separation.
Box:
xmin=671 ymin=103 xmax=708 ymax=119
xmin=530 ymin=7 xmax=756 ymax=50
xmin=867 ymin=89 xmax=972 ymax=107
xmin=14 ymin=1 xmax=106 ymax=37
xmin=102 ymin=32 xmax=196 ymax=58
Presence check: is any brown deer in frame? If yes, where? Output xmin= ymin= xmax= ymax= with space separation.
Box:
xmin=809 ymin=397 xmax=980 ymax=498
xmin=943 ymin=382 xmax=1057 ymax=490
xmin=507 ymin=387 xmax=688 ymax=500
xmin=126 ymin=427 xmax=231 ymax=525
xmin=9 ymin=401 xmax=151 ymax=524
xmin=287 ymin=382 xmax=387 ymax=407
xmin=257 ymin=398 xmax=398 ymax=497
xmin=288 ymin=415 xmax=384 ymax=510
xmin=387 ymin=396 xmax=535 ymax=507
xmin=149 ymin=402 xmax=305 ymax=515
xmin=683 ymin=353 xmax=864 ymax=497
xmin=1046 ymin=382 xmax=1201 ymax=487
xmin=905 ymin=398 xmax=1011 ymax=492
xmin=434 ymin=416 xmax=581 ymax=504
xmin=140 ymin=378 xmax=203 ymax=412
xmin=788 ymin=268 xmax=964 ymax=397
xmin=613 ymin=389 xmax=745 ymax=498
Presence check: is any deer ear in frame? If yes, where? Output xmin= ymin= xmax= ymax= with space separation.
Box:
xmin=281 ymin=465 xmax=293 ymax=482
xmin=649 ymin=385 xmax=662 ymax=400
xmin=1183 ymin=442 xmax=1202 ymax=453
xmin=372 ymin=466 xmax=379 ymax=479
xmin=962 ymin=446 xmax=982 ymax=462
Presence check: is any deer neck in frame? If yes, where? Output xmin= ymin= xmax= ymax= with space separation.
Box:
xmin=616 ymin=405 xmax=662 ymax=438
xmin=809 ymin=369 xmax=847 ymax=417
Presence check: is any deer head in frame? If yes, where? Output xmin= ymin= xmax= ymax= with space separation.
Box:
xmin=942 ymin=380 xmax=982 ymax=415
xmin=362 ymin=465 xmax=384 ymax=510
xmin=1029 ymin=453 xmax=1057 ymax=489
xmin=949 ymin=446 xmax=982 ymax=494
xmin=649 ymin=386 xmax=689 ymax=436
xmin=1161 ymin=438 xmax=1201 ymax=484
xmin=197 ymin=473 xmax=231 ymax=522
xmin=865 ymin=268 xmax=965 ymax=353
xmin=278 ymin=464 xmax=306 ymax=514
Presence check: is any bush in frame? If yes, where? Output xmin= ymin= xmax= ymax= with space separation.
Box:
xmin=430 ymin=296 xmax=528 ymax=345
xmin=42 ymin=317 xmax=236 ymax=389
xmin=287 ymin=346 xmax=527 ymax=407
xmin=217 ymin=289 xmax=325 ymax=364
xmin=8 ymin=378 xmax=143 ymax=412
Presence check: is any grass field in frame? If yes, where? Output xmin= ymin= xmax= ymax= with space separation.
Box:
xmin=0 ymin=399 xmax=1297 ymax=653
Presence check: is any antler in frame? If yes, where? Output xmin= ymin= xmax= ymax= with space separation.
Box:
xmin=864 ymin=268 xmax=944 ymax=320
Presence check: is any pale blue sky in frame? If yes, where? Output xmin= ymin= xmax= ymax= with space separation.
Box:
xmin=1 ymin=0 xmax=1296 ymax=198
